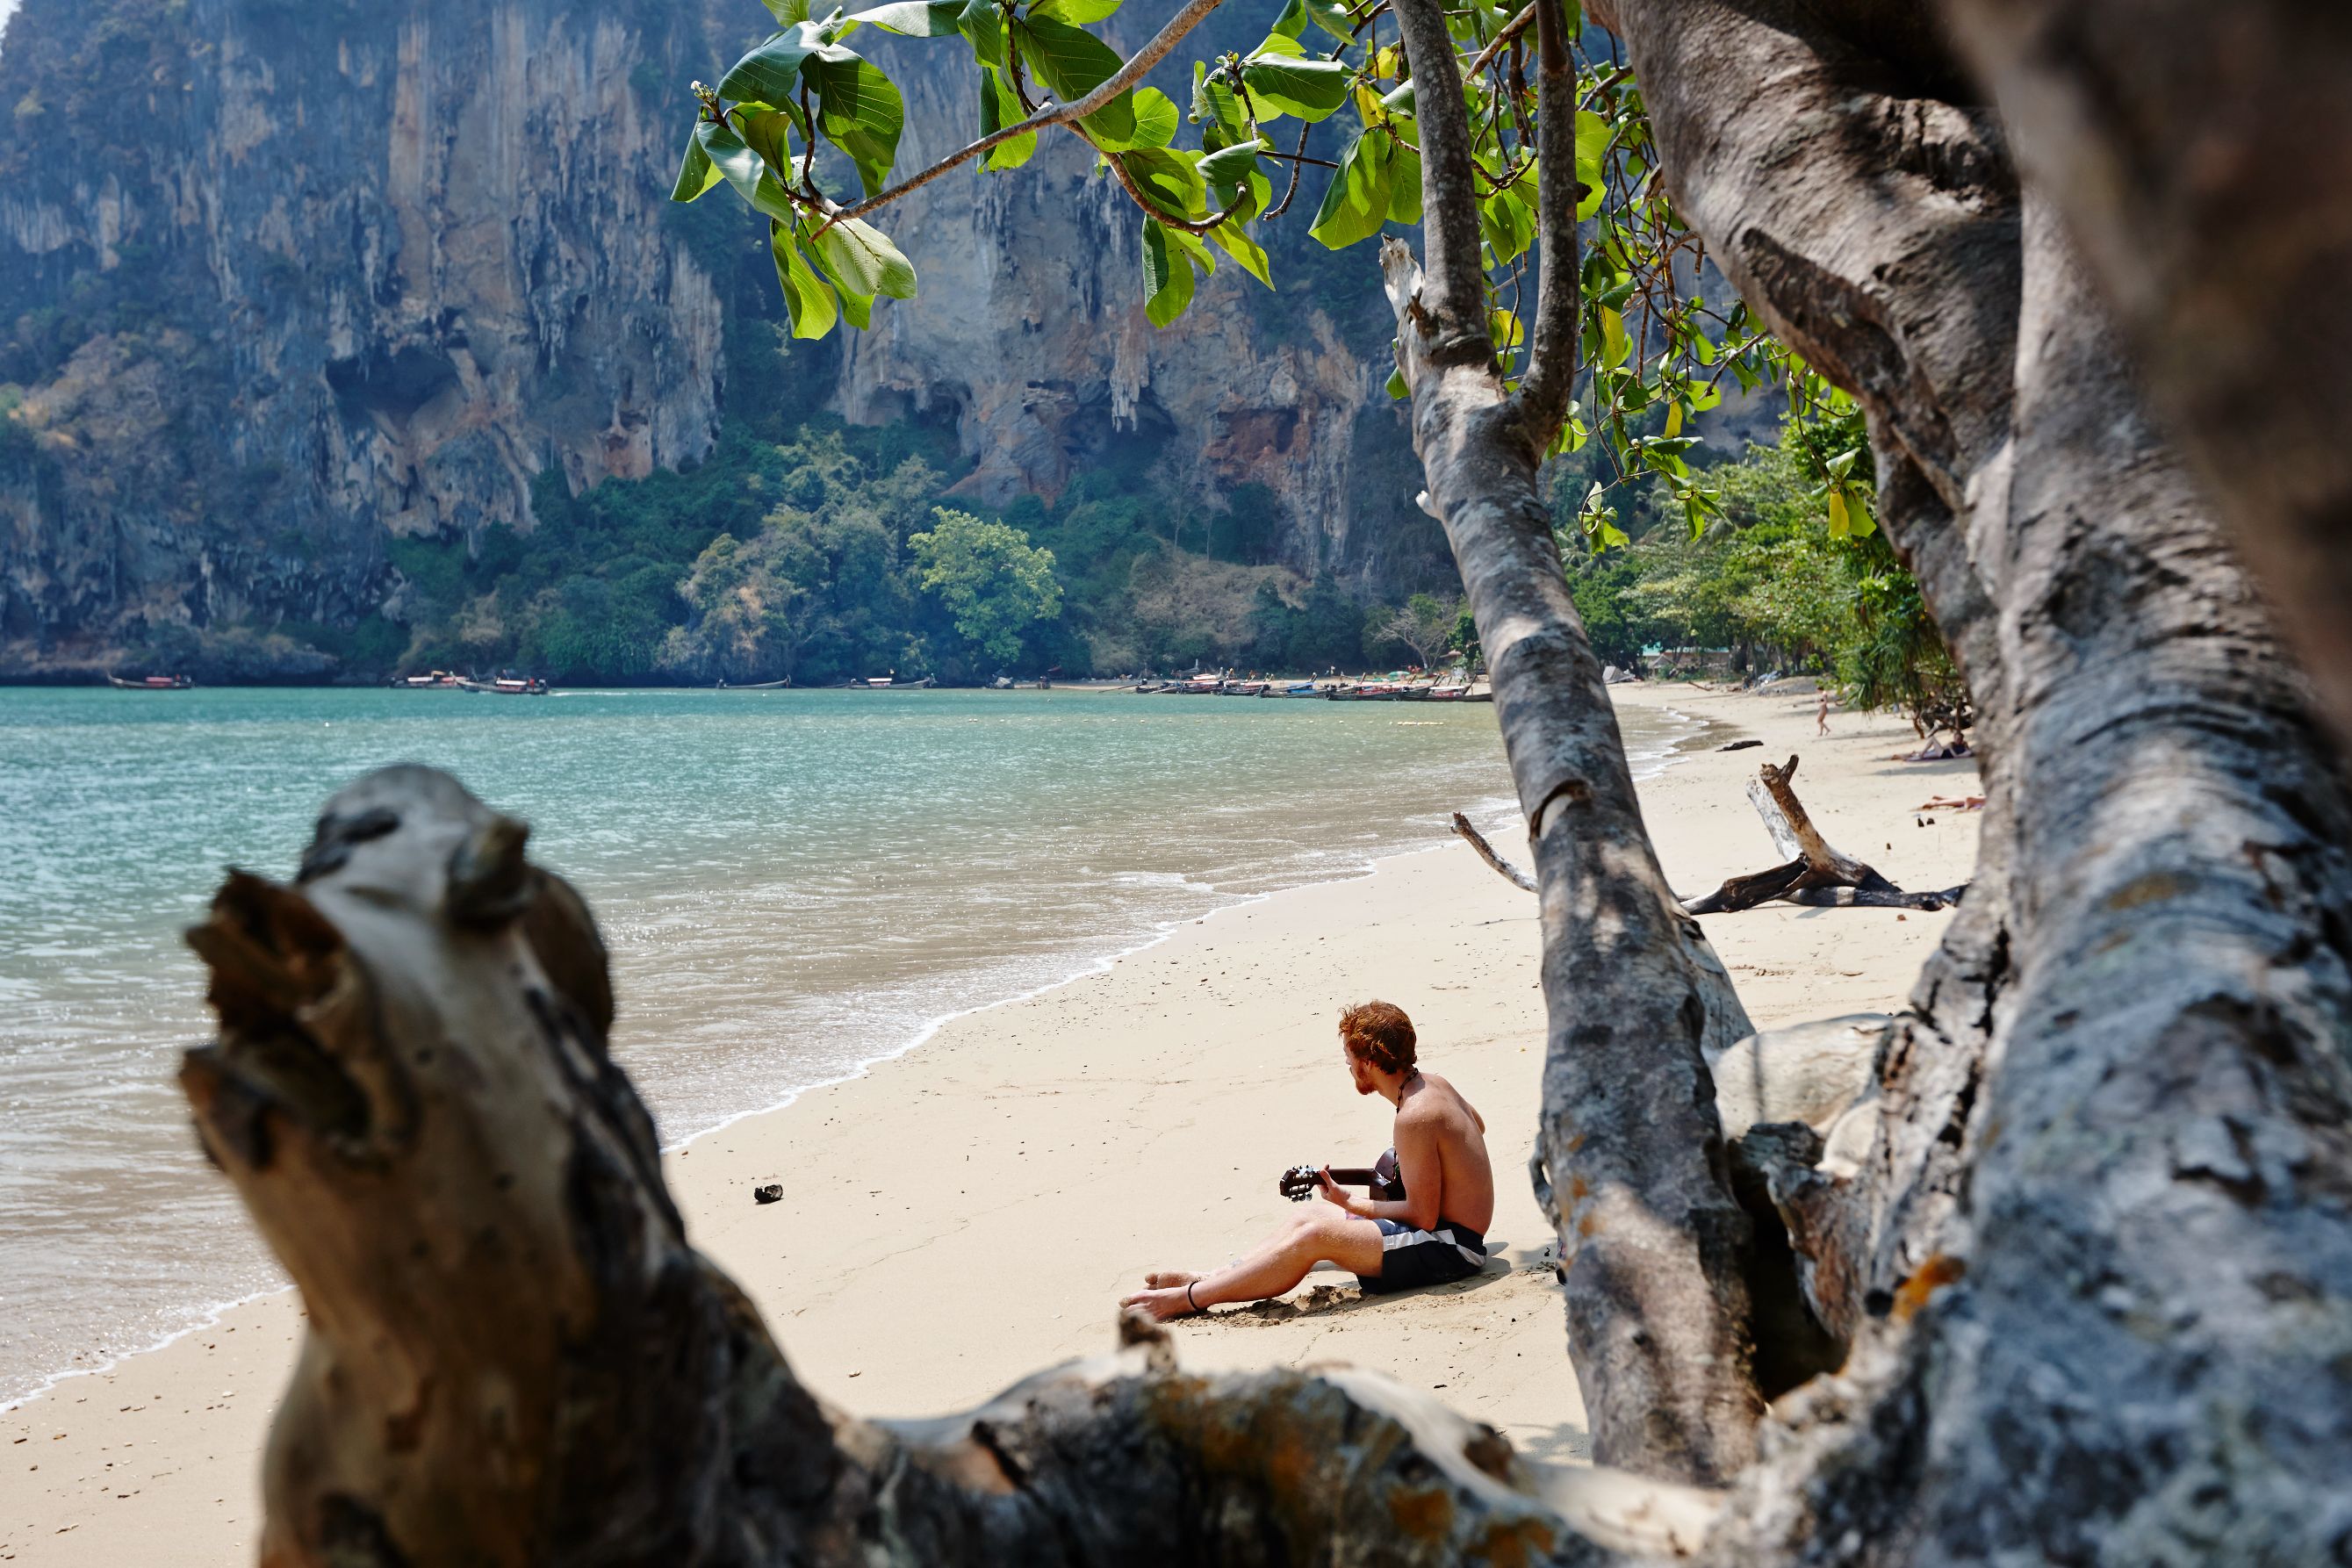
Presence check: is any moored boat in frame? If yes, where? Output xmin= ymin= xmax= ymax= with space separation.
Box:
xmin=106 ymin=673 xmax=194 ymax=689
xmin=848 ymin=674 xmax=935 ymax=689
xmin=716 ymin=676 xmax=790 ymax=690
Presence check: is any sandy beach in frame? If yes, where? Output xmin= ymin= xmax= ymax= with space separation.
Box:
xmin=0 ymin=684 xmax=1980 ymax=1565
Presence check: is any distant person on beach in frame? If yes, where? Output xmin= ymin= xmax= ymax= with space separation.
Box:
xmin=1119 ymin=1002 xmax=1495 ymax=1320
xmin=1816 ymin=690 xmax=1831 ymax=736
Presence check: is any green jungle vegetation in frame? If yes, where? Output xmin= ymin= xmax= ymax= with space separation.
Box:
xmin=358 ymin=361 xmax=1960 ymax=724
xmin=1550 ymin=407 xmax=1972 ymax=736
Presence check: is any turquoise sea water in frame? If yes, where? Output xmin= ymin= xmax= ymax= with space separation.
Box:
xmin=0 ymin=684 xmax=1682 ymax=1406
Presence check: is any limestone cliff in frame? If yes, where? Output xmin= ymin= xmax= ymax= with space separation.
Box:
xmin=0 ymin=0 xmax=1427 ymax=679
xmin=833 ymin=23 xmax=1426 ymax=581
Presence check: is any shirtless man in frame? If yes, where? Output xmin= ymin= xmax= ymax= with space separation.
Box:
xmin=1120 ymin=1001 xmax=1494 ymax=1320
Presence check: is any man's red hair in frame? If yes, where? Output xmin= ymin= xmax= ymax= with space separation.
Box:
xmin=1339 ymin=1001 xmax=1416 ymax=1074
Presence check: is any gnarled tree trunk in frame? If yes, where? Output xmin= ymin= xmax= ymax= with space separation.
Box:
xmin=1594 ymin=1 xmax=2352 ymax=1557
xmin=1939 ymin=0 xmax=2352 ymax=755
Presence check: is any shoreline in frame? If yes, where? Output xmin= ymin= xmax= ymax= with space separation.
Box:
xmin=0 ymin=706 xmax=1688 ymax=1419
xmin=0 ymin=684 xmax=1548 ymax=1416
xmin=1 ymin=686 xmax=1976 ymax=1565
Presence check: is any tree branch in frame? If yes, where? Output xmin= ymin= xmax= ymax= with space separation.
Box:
xmin=1390 ymin=0 xmax=1493 ymax=340
xmin=835 ymin=0 xmax=1226 ymax=223
xmin=1382 ymin=231 xmax=1763 ymax=1482
xmin=1462 ymin=1 xmax=1538 ymax=77
xmin=1266 ymin=118 xmax=1315 ymax=219
xmin=1452 ymin=810 xmax=1540 ymax=891
xmin=1514 ymin=0 xmax=1580 ymax=438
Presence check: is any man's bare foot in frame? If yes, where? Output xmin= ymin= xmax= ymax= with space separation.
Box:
xmin=1118 ymin=1285 xmax=1200 ymax=1322
xmin=1142 ymin=1270 xmax=1200 ymax=1290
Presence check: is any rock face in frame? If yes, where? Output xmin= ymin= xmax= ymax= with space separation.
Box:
xmin=0 ymin=0 xmax=726 ymax=675
xmin=835 ymin=23 xmax=1421 ymax=577
xmin=0 ymin=0 xmax=1423 ymax=679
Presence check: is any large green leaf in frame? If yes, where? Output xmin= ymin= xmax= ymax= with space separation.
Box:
xmin=846 ymin=0 xmax=966 ymax=34
xmin=813 ymin=215 xmax=919 ymax=301
xmin=1308 ymin=129 xmax=1407 ymax=249
xmin=1206 ymin=218 xmax=1272 ymax=288
xmin=1128 ymin=86 xmax=1179 ymax=148
xmin=1120 ymin=146 xmax=1206 ymax=217
xmin=1015 ymin=16 xmax=1135 ymax=145
xmin=1284 ymin=0 xmax=1354 ymax=43
xmin=771 ymin=222 xmax=839 ymax=339
xmin=1030 ymin=0 xmax=1121 ymax=21
xmin=1385 ymin=136 xmax=1422 ymax=223
xmin=719 ymin=24 xmax=824 ymax=105
xmin=1479 ymin=187 xmax=1534 ymax=262
xmin=1600 ymin=305 xmax=1631 ymax=369
xmin=1240 ymin=55 xmax=1351 ymax=122
xmin=737 ymin=105 xmax=800 ymax=180
xmin=1090 ymin=85 xmax=1178 ymax=152
xmin=698 ymin=119 xmax=798 ymax=221
xmin=1140 ymin=219 xmax=1197 ymax=328
xmin=1574 ymin=110 xmax=1609 ymax=219
xmin=978 ymin=66 xmax=1039 ymax=169
xmin=1195 ymin=139 xmax=1267 ymax=190
xmin=761 ymin=0 xmax=812 ymax=23
xmin=809 ymin=53 xmax=904 ymax=197
xmin=958 ymin=0 xmax=1007 ymax=64
xmin=672 ymin=126 xmax=724 ymax=202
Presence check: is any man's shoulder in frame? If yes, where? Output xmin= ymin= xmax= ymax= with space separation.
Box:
xmin=1400 ymin=1074 xmax=1471 ymax=1122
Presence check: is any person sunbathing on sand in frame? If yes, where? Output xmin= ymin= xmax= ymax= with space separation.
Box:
xmin=1121 ymin=1001 xmax=1495 ymax=1321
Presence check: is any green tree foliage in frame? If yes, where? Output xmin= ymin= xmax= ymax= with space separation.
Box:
xmin=675 ymin=0 xmax=1872 ymax=553
xmin=910 ymin=507 xmax=1065 ymax=665
xmin=1377 ymin=591 xmax=1465 ymax=668
xmin=1566 ymin=420 xmax=1970 ymax=734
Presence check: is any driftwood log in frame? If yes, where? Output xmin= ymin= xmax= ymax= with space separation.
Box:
xmin=183 ymin=765 xmax=1731 ymax=1567
xmin=1452 ymin=759 xmax=1967 ymax=916
xmin=1679 ymin=757 xmax=1968 ymax=915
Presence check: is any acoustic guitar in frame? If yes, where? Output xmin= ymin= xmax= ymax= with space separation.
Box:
xmin=1277 ymin=1147 xmax=1406 ymax=1203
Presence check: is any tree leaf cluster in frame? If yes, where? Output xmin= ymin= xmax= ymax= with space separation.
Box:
xmin=1564 ymin=420 xmax=1967 ymax=733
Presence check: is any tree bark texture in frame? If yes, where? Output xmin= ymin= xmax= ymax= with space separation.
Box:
xmin=1938 ymin=0 xmax=2352 ymax=754
xmin=1597 ymin=1 xmax=2352 ymax=1557
xmin=1385 ymin=0 xmax=1765 ymax=1484
xmin=183 ymin=766 xmax=1687 ymax=1568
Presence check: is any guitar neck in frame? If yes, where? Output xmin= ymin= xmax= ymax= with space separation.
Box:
xmin=1325 ymin=1168 xmax=1381 ymax=1187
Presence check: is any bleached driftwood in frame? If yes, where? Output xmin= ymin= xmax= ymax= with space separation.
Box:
xmin=1454 ymin=758 xmax=1967 ymax=915
xmin=1679 ymin=757 xmax=1969 ymax=915
xmin=1450 ymin=810 xmax=1538 ymax=892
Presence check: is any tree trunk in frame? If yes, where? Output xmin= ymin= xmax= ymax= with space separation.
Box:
xmin=1595 ymin=1 xmax=2352 ymax=1557
xmin=1381 ymin=0 xmax=1765 ymax=1481
xmin=184 ymin=766 xmax=1700 ymax=1567
xmin=1938 ymin=0 xmax=2352 ymax=755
